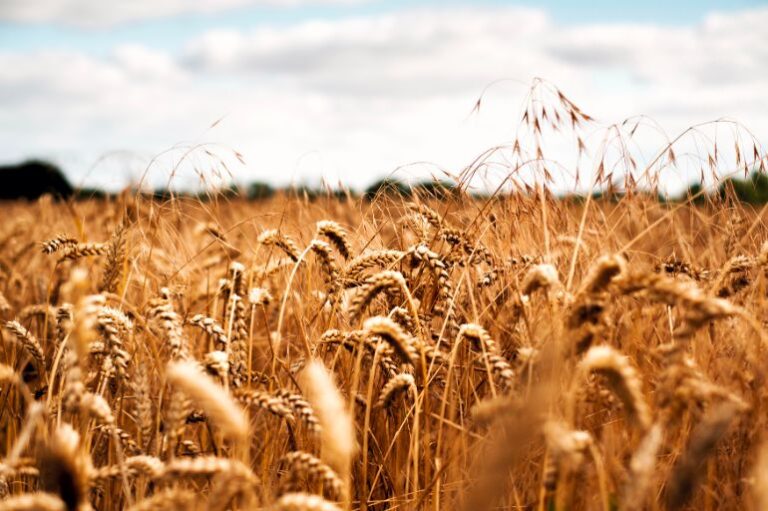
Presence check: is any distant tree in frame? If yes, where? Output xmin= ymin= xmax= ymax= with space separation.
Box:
xmin=364 ymin=178 xmax=411 ymax=200
xmin=247 ymin=181 xmax=275 ymax=200
xmin=718 ymin=172 xmax=768 ymax=204
xmin=287 ymin=185 xmax=320 ymax=202
xmin=681 ymin=182 xmax=707 ymax=204
xmin=73 ymin=187 xmax=108 ymax=200
xmin=329 ymin=188 xmax=356 ymax=202
xmin=411 ymin=180 xmax=457 ymax=199
xmin=0 ymin=159 xmax=73 ymax=200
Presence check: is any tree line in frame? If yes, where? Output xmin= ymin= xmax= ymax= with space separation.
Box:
xmin=2 ymin=159 xmax=768 ymax=204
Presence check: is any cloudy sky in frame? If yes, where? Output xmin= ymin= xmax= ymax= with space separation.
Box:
xmin=1 ymin=0 xmax=766 ymax=191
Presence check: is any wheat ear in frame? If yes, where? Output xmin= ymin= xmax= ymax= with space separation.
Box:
xmin=166 ymin=360 xmax=249 ymax=441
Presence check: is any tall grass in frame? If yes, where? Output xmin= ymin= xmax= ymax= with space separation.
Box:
xmin=0 ymin=82 xmax=767 ymax=510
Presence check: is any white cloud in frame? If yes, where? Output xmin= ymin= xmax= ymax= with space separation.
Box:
xmin=183 ymin=8 xmax=554 ymax=96
xmin=0 ymin=6 xmax=766 ymax=192
xmin=0 ymin=0 xmax=366 ymax=27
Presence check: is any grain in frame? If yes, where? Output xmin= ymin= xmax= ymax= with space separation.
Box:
xmin=166 ymin=360 xmax=249 ymax=441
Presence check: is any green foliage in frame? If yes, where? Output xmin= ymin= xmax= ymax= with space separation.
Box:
xmin=411 ymin=179 xmax=457 ymax=199
xmin=682 ymin=182 xmax=707 ymax=205
xmin=247 ymin=181 xmax=275 ymax=200
xmin=7 ymin=158 xmax=768 ymax=205
xmin=72 ymin=187 xmax=108 ymax=200
xmin=718 ymin=172 xmax=768 ymax=204
xmin=364 ymin=178 xmax=412 ymax=200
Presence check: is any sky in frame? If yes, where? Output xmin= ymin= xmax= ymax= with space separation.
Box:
xmin=1 ymin=0 xmax=766 ymax=192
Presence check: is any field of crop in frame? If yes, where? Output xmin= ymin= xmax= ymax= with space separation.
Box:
xmin=1 ymin=187 xmax=768 ymax=511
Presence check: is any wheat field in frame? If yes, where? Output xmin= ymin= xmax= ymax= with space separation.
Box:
xmin=0 ymin=184 xmax=768 ymax=511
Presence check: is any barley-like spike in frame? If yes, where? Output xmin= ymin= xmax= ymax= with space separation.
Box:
xmin=134 ymin=363 xmax=153 ymax=451
xmin=376 ymin=373 xmax=416 ymax=408
xmin=273 ymin=492 xmax=342 ymax=511
xmin=258 ymin=229 xmax=301 ymax=261
xmin=188 ymin=314 xmax=229 ymax=348
xmin=280 ymin=451 xmax=344 ymax=500
xmin=580 ymin=345 xmax=651 ymax=431
xmin=0 ymin=493 xmax=66 ymax=511
xmin=100 ymin=223 xmax=127 ymax=293
xmin=90 ymin=455 xmax=165 ymax=481
xmin=97 ymin=306 xmax=132 ymax=379
xmin=459 ymin=324 xmax=514 ymax=390
xmin=162 ymin=456 xmax=258 ymax=483
xmin=4 ymin=320 xmax=45 ymax=369
xmin=343 ymin=250 xmax=405 ymax=284
xmin=316 ymin=220 xmax=351 ymax=260
xmin=166 ymin=360 xmax=249 ymax=441
xmin=348 ymin=271 xmax=410 ymax=324
xmin=309 ymin=239 xmax=341 ymax=289
xmin=363 ymin=316 xmax=416 ymax=366
xmin=458 ymin=323 xmax=499 ymax=354
xmin=617 ymin=273 xmax=737 ymax=338
xmin=41 ymin=234 xmax=77 ymax=254
xmin=57 ymin=242 xmax=108 ymax=262
xmin=274 ymin=389 xmax=322 ymax=434
xmin=521 ymin=264 xmax=561 ymax=295
xmin=408 ymin=244 xmax=452 ymax=300
xmin=542 ymin=421 xmax=593 ymax=493
xmin=18 ymin=304 xmax=57 ymax=322
xmin=125 ymin=488 xmax=196 ymax=511
xmin=235 ymin=388 xmax=295 ymax=423
xmin=249 ymin=287 xmax=273 ymax=306
xmin=578 ymin=254 xmax=626 ymax=295
xmin=710 ymin=254 xmax=753 ymax=298
xmin=147 ymin=289 xmax=189 ymax=360
xmin=299 ymin=361 xmax=356 ymax=481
